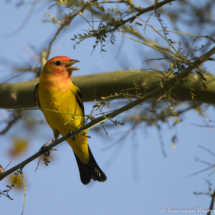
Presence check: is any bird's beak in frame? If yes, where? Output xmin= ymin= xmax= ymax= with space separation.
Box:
xmin=65 ymin=59 xmax=80 ymax=71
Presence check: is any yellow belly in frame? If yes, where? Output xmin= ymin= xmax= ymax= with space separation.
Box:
xmin=38 ymin=83 xmax=89 ymax=163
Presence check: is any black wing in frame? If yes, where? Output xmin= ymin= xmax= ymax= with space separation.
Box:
xmin=73 ymin=81 xmax=85 ymax=115
xmin=75 ymin=90 xmax=85 ymax=115
xmin=34 ymin=83 xmax=41 ymax=108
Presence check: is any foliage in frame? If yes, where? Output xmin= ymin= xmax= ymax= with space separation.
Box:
xmin=1 ymin=0 xmax=215 ymax=212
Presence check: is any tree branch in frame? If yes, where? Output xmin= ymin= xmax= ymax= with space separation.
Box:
xmin=127 ymin=0 xmax=176 ymax=23
xmin=1 ymin=68 xmax=215 ymax=109
xmin=86 ymin=0 xmax=176 ymax=40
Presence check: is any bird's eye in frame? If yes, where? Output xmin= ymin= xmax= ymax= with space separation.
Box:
xmin=55 ymin=61 xmax=61 ymax=66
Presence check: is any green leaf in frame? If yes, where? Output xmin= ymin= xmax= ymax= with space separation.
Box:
xmin=101 ymin=6 xmax=105 ymax=12
xmin=7 ymin=195 xmax=14 ymax=201
xmin=160 ymin=81 xmax=163 ymax=88
xmin=196 ymin=71 xmax=203 ymax=77
xmin=201 ymin=76 xmax=207 ymax=81
xmin=170 ymin=63 xmax=173 ymax=69
xmin=175 ymin=118 xmax=179 ymax=123
xmin=129 ymin=68 xmax=134 ymax=72
xmin=135 ymin=22 xmax=142 ymax=26
xmin=169 ymin=106 xmax=174 ymax=111
xmin=203 ymin=82 xmax=207 ymax=90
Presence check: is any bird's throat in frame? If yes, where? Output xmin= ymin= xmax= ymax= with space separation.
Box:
xmin=40 ymin=73 xmax=72 ymax=93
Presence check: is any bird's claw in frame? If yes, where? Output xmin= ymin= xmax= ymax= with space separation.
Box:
xmin=68 ymin=130 xmax=75 ymax=140
xmin=39 ymin=138 xmax=56 ymax=156
xmin=39 ymin=146 xmax=50 ymax=156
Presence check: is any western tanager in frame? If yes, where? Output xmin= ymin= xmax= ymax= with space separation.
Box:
xmin=34 ymin=56 xmax=107 ymax=185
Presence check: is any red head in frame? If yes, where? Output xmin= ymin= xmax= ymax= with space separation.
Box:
xmin=42 ymin=56 xmax=80 ymax=78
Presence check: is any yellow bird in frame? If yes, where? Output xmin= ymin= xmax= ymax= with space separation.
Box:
xmin=34 ymin=56 xmax=107 ymax=185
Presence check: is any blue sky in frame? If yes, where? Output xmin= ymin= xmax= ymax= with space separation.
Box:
xmin=0 ymin=1 xmax=215 ymax=215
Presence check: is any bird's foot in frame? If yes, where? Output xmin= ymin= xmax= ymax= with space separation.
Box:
xmin=68 ymin=130 xmax=75 ymax=140
xmin=39 ymin=138 xmax=56 ymax=156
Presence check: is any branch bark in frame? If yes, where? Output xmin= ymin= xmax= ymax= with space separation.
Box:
xmin=1 ymin=68 xmax=215 ymax=109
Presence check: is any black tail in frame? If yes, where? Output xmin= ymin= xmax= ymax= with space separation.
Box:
xmin=74 ymin=146 xmax=107 ymax=185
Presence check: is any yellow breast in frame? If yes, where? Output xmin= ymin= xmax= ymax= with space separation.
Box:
xmin=38 ymin=77 xmax=84 ymax=136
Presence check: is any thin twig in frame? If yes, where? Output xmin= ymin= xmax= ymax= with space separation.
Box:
xmin=46 ymin=5 xmax=89 ymax=58
xmin=131 ymin=12 xmax=183 ymax=59
xmin=198 ymin=146 xmax=215 ymax=157
xmin=128 ymin=0 xmax=176 ymax=23
xmin=20 ymin=46 xmax=39 ymax=61
xmin=142 ymin=57 xmax=173 ymax=63
xmin=34 ymin=156 xmax=41 ymax=172
xmin=118 ymin=32 xmax=183 ymax=61
xmin=4 ymin=159 xmax=13 ymax=171
xmin=192 ymin=124 xmax=215 ymax=128
xmin=21 ymin=170 xmax=26 ymax=215
xmin=207 ymin=190 xmax=215 ymax=215
xmin=0 ymin=117 xmax=19 ymax=135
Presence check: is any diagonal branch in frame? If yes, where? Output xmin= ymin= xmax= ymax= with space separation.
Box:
xmin=92 ymin=0 xmax=176 ymax=38
xmin=127 ymin=0 xmax=176 ymax=23
xmin=0 ymin=116 xmax=19 ymax=135
xmin=0 ymin=46 xmax=214 ymax=181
